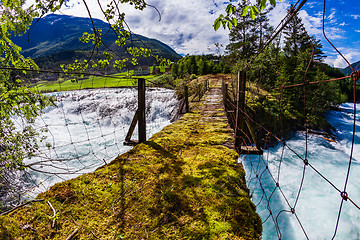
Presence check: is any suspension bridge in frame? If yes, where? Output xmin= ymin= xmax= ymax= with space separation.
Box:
xmin=0 ymin=74 xmax=264 ymax=239
xmin=1 ymin=0 xmax=360 ymax=238
xmin=0 ymin=67 xmax=359 ymax=239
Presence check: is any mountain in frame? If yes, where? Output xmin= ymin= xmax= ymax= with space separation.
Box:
xmin=341 ymin=60 xmax=360 ymax=76
xmin=12 ymin=14 xmax=181 ymax=68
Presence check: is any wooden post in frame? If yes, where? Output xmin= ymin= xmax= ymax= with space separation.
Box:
xmin=124 ymin=110 xmax=139 ymax=144
xmin=138 ymin=78 xmax=146 ymax=143
xmin=235 ymin=71 xmax=246 ymax=151
xmin=184 ymin=85 xmax=189 ymax=113
xmin=222 ymin=79 xmax=225 ymax=109
xmin=222 ymin=79 xmax=227 ymax=110
xmin=224 ymin=83 xmax=228 ymax=110
xmin=198 ymin=84 xmax=202 ymax=102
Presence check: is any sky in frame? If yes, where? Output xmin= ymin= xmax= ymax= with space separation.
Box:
xmin=27 ymin=0 xmax=360 ymax=69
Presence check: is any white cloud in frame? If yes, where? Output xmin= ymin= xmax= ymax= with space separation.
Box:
xmin=269 ymin=1 xmax=290 ymax=28
xmin=333 ymin=53 xmax=353 ymax=68
xmin=22 ymin=0 xmax=360 ymax=65
xmin=328 ymin=9 xmax=336 ymax=21
xmin=325 ymin=47 xmax=360 ymax=68
xmin=27 ymin=0 xmax=231 ymax=56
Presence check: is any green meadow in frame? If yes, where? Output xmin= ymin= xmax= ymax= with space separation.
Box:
xmin=33 ymin=72 xmax=157 ymax=92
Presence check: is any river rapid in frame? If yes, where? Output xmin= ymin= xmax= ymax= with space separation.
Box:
xmin=240 ymin=102 xmax=360 ymax=239
xmin=11 ymin=87 xmax=179 ymax=202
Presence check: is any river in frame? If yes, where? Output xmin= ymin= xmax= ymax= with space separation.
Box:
xmin=10 ymin=88 xmax=179 ymax=203
xmin=241 ymin=102 xmax=360 ymax=239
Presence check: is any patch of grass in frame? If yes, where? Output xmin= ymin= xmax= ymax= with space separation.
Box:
xmin=33 ymin=72 xmax=156 ymax=92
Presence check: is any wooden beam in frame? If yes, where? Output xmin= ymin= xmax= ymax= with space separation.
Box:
xmin=185 ymin=85 xmax=189 ymax=113
xmin=235 ymin=71 xmax=246 ymax=151
xmin=138 ymin=78 xmax=146 ymax=143
xmin=124 ymin=110 xmax=139 ymax=145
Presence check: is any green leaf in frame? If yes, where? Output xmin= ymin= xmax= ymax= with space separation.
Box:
xmin=226 ymin=4 xmax=232 ymax=15
xmin=231 ymin=18 xmax=238 ymax=28
xmin=227 ymin=21 xmax=232 ymax=30
xmin=260 ymin=0 xmax=267 ymax=11
xmin=270 ymin=0 xmax=277 ymax=7
xmin=221 ymin=20 xmax=227 ymax=29
xmin=242 ymin=6 xmax=250 ymax=16
xmin=250 ymin=6 xmax=259 ymax=20
xmin=214 ymin=17 xmax=221 ymax=31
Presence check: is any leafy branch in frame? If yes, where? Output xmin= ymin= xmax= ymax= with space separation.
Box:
xmin=214 ymin=0 xmax=278 ymax=31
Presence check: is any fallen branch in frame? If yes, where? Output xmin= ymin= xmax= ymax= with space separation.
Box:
xmin=47 ymin=201 xmax=56 ymax=228
xmin=91 ymin=230 xmax=102 ymax=240
xmin=0 ymin=199 xmax=45 ymax=216
xmin=66 ymin=229 xmax=78 ymax=240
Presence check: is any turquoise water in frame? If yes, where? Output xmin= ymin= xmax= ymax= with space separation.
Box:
xmin=240 ymin=103 xmax=360 ymax=239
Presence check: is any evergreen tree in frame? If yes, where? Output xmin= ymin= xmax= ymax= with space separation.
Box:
xmin=226 ymin=0 xmax=257 ymax=61
xmin=226 ymin=0 xmax=273 ymax=62
xmin=189 ymin=55 xmax=197 ymax=75
xmin=254 ymin=1 xmax=274 ymax=51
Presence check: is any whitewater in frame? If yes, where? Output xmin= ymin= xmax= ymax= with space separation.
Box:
xmin=14 ymin=87 xmax=179 ymax=199
xmin=240 ymin=102 xmax=360 ymax=239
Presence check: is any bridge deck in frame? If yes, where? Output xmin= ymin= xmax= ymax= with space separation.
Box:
xmin=1 ymin=74 xmax=262 ymax=239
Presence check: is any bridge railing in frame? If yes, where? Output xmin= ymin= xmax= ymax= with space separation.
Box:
xmin=175 ymin=78 xmax=209 ymax=116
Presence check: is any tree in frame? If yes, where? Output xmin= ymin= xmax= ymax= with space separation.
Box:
xmin=283 ymin=8 xmax=311 ymax=59
xmin=281 ymin=8 xmax=324 ymax=85
xmin=226 ymin=0 xmax=273 ymax=63
xmin=226 ymin=0 xmax=257 ymax=62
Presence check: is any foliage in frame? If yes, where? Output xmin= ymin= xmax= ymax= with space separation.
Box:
xmin=214 ymin=2 xmax=238 ymax=30
xmin=225 ymin=0 xmax=274 ymax=63
xmin=226 ymin=4 xmax=349 ymax=132
xmin=0 ymin=1 xmax=56 ymax=205
xmin=215 ymin=0 xmax=277 ymax=30
xmin=172 ymin=55 xmax=230 ymax=78
xmin=0 ymin=74 xmax=56 ymax=207
xmin=148 ymin=74 xmax=177 ymax=89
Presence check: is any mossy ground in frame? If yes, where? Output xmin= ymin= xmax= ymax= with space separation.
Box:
xmin=1 ymin=75 xmax=262 ymax=239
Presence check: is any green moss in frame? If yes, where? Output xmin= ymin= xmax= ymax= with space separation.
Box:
xmin=1 ymin=79 xmax=262 ymax=239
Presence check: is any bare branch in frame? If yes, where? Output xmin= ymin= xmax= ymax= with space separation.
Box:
xmin=47 ymin=200 xmax=56 ymax=228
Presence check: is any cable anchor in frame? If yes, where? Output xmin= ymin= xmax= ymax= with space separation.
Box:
xmin=351 ymin=70 xmax=359 ymax=82
xmin=341 ymin=191 xmax=348 ymax=201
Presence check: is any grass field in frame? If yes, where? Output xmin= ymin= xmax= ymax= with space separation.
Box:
xmin=33 ymin=72 xmax=156 ymax=92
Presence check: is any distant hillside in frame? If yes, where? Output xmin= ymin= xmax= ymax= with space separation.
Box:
xmin=12 ymin=14 xmax=181 ymax=69
xmin=342 ymin=60 xmax=360 ymax=76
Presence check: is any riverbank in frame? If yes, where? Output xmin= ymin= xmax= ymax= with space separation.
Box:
xmin=0 ymin=75 xmax=262 ymax=239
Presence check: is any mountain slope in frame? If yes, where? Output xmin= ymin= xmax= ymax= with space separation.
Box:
xmin=12 ymin=14 xmax=181 ymax=65
xmin=342 ymin=60 xmax=360 ymax=76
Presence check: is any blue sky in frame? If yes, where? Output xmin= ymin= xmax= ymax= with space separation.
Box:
xmin=288 ymin=0 xmax=360 ymax=68
xmin=26 ymin=0 xmax=360 ymax=68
